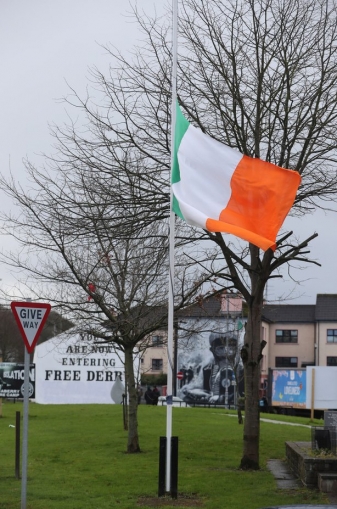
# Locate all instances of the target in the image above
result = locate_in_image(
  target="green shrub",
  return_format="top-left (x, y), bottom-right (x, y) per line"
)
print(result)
top-left (140, 373), bottom-right (167, 386)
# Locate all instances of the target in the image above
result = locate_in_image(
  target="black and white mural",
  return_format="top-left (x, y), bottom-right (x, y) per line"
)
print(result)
top-left (177, 318), bottom-right (245, 406)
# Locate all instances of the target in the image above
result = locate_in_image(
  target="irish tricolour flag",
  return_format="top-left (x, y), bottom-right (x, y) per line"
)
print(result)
top-left (172, 104), bottom-right (301, 251)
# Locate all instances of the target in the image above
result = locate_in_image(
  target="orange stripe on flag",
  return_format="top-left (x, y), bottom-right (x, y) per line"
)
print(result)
top-left (206, 155), bottom-right (301, 251)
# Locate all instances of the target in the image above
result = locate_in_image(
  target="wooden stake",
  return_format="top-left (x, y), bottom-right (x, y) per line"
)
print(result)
top-left (0, 355), bottom-right (2, 418)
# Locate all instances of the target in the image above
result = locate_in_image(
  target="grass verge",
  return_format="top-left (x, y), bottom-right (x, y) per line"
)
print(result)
top-left (0, 402), bottom-right (328, 509)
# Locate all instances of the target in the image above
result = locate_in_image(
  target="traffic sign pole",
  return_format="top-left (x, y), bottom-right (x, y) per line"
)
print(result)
top-left (21, 347), bottom-right (30, 509)
top-left (10, 300), bottom-right (51, 509)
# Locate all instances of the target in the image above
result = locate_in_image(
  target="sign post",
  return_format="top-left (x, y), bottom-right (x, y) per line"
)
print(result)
top-left (311, 368), bottom-right (315, 421)
top-left (176, 372), bottom-right (183, 393)
top-left (11, 301), bottom-right (51, 509)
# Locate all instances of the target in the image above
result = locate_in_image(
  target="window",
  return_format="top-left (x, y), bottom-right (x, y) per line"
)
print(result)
top-left (275, 357), bottom-right (298, 368)
top-left (301, 362), bottom-right (314, 368)
top-left (327, 330), bottom-right (337, 343)
top-left (275, 330), bottom-right (298, 343)
top-left (152, 335), bottom-right (163, 347)
top-left (151, 359), bottom-right (163, 371)
top-left (327, 357), bottom-right (337, 366)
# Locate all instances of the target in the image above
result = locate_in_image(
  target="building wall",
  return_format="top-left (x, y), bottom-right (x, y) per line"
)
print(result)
top-left (316, 322), bottom-right (337, 366)
top-left (266, 322), bottom-right (315, 368)
top-left (33, 329), bottom-right (130, 404)
top-left (139, 297), bottom-right (337, 387)
top-left (139, 331), bottom-right (168, 377)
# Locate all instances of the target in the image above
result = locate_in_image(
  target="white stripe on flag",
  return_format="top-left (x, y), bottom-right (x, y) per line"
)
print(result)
top-left (172, 124), bottom-right (243, 227)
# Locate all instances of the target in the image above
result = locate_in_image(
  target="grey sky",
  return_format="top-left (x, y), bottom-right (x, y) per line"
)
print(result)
top-left (0, 0), bottom-right (336, 305)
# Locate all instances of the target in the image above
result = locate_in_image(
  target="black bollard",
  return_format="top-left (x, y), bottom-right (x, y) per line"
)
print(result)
top-left (170, 436), bottom-right (178, 499)
top-left (158, 437), bottom-right (166, 497)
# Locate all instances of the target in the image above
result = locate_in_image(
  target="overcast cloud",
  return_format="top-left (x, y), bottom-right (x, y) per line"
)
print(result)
top-left (1, 0), bottom-right (336, 305)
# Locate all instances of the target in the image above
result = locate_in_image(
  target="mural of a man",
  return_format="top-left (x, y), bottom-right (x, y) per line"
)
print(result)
top-left (178, 330), bottom-right (243, 405)
top-left (203, 332), bottom-right (236, 404)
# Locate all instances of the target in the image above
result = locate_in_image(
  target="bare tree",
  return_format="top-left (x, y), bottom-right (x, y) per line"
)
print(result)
top-left (0, 307), bottom-right (24, 362)
top-left (0, 157), bottom-right (210, 453)
top-left (2, 0), bottom-right (337, 468)
top-left (174, 0), bottom-right (337, 469)
top-left (57, 0), bottom-right (337, 469)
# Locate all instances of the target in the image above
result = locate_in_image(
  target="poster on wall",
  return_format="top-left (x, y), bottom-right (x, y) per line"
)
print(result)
top-left (271, 369), bottom-right (306, 408)
top-left (0, 363), bottom-right (35, 399)
top-left (176, 319), bottom-right (244, 406)
top-left (33, 328), bottom-right (136, 404)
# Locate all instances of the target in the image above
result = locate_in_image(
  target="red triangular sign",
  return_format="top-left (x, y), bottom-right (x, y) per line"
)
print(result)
top-left (11, 301), bottom-right (51, 353)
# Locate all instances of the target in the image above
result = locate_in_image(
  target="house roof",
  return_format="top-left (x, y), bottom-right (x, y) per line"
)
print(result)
top-left (315, 294), bottom-right (337, 321)
top-left (178, 292), bottom-right (245, 318)
top-left (182, 293), bottom-right (337, 323)
top-left (262, 304), bottom-right (316, 323)
top-left (178, 295), bottom-right (222, 318)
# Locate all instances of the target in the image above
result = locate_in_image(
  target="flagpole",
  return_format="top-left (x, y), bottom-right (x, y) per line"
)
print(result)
top-left (166, 0), bottom-right (178, 494)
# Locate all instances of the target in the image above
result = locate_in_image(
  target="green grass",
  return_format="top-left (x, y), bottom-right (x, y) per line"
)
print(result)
top-left (0, 402), bottom-right (329, 509)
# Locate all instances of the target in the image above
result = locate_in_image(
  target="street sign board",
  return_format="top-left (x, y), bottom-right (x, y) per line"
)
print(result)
top-left (176, 371), bottom-right (184, 380)
top-left (11, 302), bottom-right (51, 353)
top-left (0, 363), bottom-right (35, 398)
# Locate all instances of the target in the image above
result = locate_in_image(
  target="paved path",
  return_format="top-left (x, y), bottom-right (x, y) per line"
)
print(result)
top-left (219, 412), bottom-right (312, 428)
top-left (260, 417), bottom-right (311, 428)
top-left (267, 459), bottom-right (337, 505)
top-left (267, 459), bottom-right (300, 490)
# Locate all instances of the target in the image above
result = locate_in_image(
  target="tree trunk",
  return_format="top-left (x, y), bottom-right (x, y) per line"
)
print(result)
top-left (124, 345), bottom-right (141, 453)
top-left (240, 276), bottom-right (264, 469)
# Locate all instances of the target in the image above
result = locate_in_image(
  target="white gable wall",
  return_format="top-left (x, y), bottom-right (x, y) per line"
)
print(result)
top-left (33, 329), bottom-right (128, 404)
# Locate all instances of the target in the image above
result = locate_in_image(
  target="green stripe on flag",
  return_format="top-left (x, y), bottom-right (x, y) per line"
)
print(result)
top-left (172, 193), bottom-right (183, 218)
top-left (172, 102), bottom-right (189, 219)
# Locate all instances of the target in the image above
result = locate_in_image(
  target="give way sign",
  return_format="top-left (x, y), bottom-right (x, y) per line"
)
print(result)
top-left (11, 301), bottom-right (51, 353)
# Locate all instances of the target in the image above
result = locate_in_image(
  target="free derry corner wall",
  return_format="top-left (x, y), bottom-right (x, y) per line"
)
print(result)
top-left (33, 328), bottom-right (133, 404)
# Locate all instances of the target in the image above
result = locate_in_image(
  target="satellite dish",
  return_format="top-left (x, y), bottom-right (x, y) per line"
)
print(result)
top-left (110, 375), bottom-right (125, 403)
